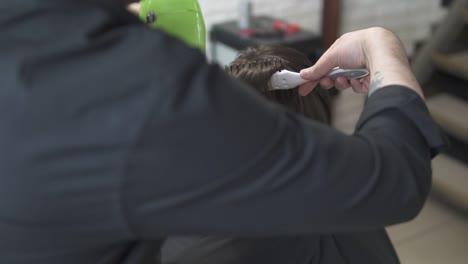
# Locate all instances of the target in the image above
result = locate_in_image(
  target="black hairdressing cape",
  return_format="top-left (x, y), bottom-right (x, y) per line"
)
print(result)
top-left (0, 1), bottom-right (446, 264)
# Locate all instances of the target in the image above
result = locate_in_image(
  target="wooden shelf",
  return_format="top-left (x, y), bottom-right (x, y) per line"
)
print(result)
top-left (432, 51), bottom-right (468, 81)
top-left (427, 93), bottom-right (468, 142)
top-left (432, 154), bottom-right (468, 212)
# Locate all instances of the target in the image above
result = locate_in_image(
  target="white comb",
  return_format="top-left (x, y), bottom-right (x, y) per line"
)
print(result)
top-left (270, 67), bottom-right (369, 90)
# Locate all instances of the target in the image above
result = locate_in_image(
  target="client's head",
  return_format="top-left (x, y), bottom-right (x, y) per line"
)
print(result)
top-left (226, 45), bottom-right (331, 124)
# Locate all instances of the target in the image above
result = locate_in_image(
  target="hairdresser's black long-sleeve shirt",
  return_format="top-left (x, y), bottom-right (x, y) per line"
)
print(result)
top-left (0, 1), bottom-right (446, 264)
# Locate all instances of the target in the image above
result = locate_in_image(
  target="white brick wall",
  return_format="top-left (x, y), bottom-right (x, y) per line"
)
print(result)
top-left (199, 0), bottom-right (447, 55)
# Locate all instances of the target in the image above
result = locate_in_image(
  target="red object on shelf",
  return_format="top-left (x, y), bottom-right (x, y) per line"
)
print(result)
top-left (239, 29), bottom-right (257, 37)
top-left (272, 21), bottom-right (301, 34)
top-left (239, 28), bottom-right (285, 38)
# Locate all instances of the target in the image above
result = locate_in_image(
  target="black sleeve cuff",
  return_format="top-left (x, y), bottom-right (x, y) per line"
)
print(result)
top-left (357, 86), bottom-right (448, 157)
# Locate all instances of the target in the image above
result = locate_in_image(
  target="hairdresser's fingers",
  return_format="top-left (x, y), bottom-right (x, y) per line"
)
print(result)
top-left (362, 78), bottom-right (371, 92)
top-left (334, 77), bottom-right (350, 91)
top-left (298, 81), bottom-right (318, 96)
top-left (127, 3), bottom-right (140, 15)
top-left (300, 53), bottom-right (338, 81)
top-left (320, 78), bottom-right (335, 89)
top-left (361, 78), bottom-right (371, 94)
top-left (350, 79), bottom-right (364, 93)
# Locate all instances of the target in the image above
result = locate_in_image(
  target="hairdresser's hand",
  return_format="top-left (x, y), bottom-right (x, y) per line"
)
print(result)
top-left (299, 27), bottom-right (423, 98)
top-left (127, 3), bottom-right (140, 16)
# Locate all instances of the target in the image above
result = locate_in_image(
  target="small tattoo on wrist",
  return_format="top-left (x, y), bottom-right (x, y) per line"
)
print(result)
top-left (370, 71), bottom-right (384, 90)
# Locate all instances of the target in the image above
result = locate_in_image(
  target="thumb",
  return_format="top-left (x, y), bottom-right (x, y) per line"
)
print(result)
top-left (300, 47), bottom-right (339, 80)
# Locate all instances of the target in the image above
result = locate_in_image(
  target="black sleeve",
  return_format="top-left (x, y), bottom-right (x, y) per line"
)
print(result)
top-left (122, 36), bottom-right (446, 237)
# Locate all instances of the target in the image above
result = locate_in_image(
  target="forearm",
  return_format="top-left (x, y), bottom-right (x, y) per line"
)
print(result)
top-left (364, 28), bottom-right (423, 98)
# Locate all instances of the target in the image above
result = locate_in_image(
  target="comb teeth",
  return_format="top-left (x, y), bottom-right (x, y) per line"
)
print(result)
top-left (225, 58), bottom-right (285, 75)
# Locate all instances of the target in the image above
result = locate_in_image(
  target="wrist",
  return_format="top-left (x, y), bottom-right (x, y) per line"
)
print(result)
top-left (364, 28), bottom-right (408, 71)
top-left (363, 28), bottom-right (424, 99)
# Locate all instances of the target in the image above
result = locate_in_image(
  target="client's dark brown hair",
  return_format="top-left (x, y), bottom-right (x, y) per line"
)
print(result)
top-left (226, 45), bottom-right (331, 124)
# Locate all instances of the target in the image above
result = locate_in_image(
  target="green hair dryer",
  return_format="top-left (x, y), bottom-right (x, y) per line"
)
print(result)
top-left (139, 0), bottom-right (206, 53)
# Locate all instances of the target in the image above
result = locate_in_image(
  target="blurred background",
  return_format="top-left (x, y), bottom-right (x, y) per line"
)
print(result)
top-left (132, 0), bottom-right (468, 263)
top-left (201, 0), bottom-right (444, 54)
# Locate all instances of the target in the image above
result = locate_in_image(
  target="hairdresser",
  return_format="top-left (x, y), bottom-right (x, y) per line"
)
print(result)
top-left (0, 1), bottom-right (445, 264)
